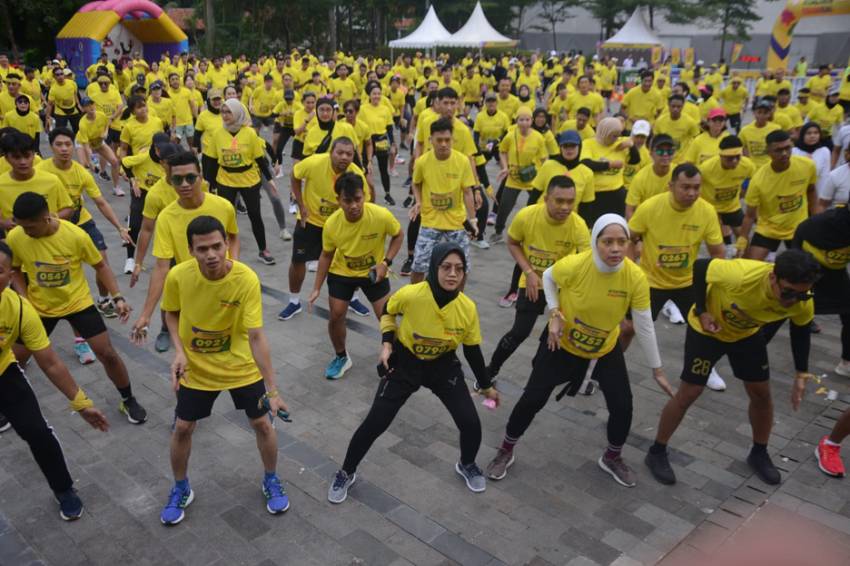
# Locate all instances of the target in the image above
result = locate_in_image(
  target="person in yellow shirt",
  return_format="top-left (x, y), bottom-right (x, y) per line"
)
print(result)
top-left (271, 89), bottom-right (301, 169)
top-left (76, 98), bottom-right (124, 196)
top-left (3, 94), bottom-right (41, 151)
top-left (495, 78), bottom-right (521, 120)
top-left (461, 65), bottom-right (483, 114)
top-left (87, 75), bottom-right (125, 152)
top-left (547, 82), bottom-right (572, 131)
top-left (625, 135), bottom-right (675, 219)
top-left (719, 75), bottom-right (748, 133)
top-left (487, 176), bottom-right (590, 380)
top-left (248, 74), bottom-right (279, 138)
top-left (307, 173), bottom-right (403, 378)
top-left (118, 95), bottom-right (165, 158)
top-left (794, 87), bottom-right (815, 120)
top-left (360, 81), bottom-right (397, 205)
top-left (8, 191), bottom-right (146, 425)
top-left (302, 98), bottom-right (358, 158)
top-left (45, 68), bottom-right (80, 132)
top-left (473, 92), bottom-right (511, 190)
top-left (282, 137), bottom-right (370, 320)
top-left (567, 75), bottom-right (605, 126)
top-left (653, 94), bottom-right (700, 163)
top-left (684, 107), bottom-right (730, 165)
top-left (327, 242), bottom-right (499, 502)
top-left (167, 72), bottom-right (196, 145)
top-left (157, 215), bottom-right (291, 524)
top-left (580, 117), bottom-right (640, 225)
top-left (486, 214), bottom-right (670, 486)
top-left (146, 81), bottom-right (176, 134)
top-left (774, 88), bottom-right (803, 139)
top-left (740, 99), bottom-right (781, 170)
top-left (20, 67), bottom-right (44, 114)
top-left (807, 89), bottom-right (845, 146)
top-left (645, 250), bottom-right (819, 487)
top-left (739, 130), bottom-right (817, 261)
top-left (0, 240), bottom-right (110, 522)
top-left (805, 65), bottom-right (834, 104)
top-left (621, 72), bottom-right (663, 128)
top-left (194, 88), bottom-right (224, 192)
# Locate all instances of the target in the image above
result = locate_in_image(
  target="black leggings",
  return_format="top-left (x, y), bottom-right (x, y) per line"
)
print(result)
top-left (342, 349), bottom-right (482, 474)
top-left (490, 291), bottom-right (543, 376)
top-left (201, 154), bottom-right (218, 193)
top-left (274, 127), bottom-right (294, 165)
top-left (407, 214), bottom-right (420, 256)
top-left (55, 113), bottom-right (81, 134)
top-left (506, 337), bottom-right (633, 446)
top-left (495, 186), bottom-right (541, 235)
top-left (728, 113), bottom-right (742, 134)
top-left (474, 186), bottom-right (489, 241)
top-left (582, 187), bottom-right (625, 229)
top-left (127, 188), bottom-right (147, 259)
top-left (374, 150), bottom-right (391, 196)
top-left (217, 184), bottom-right (267, 252)
top-left (0, 363), bottom-right (73, 493)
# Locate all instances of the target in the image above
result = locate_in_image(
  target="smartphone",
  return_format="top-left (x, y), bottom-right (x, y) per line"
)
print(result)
top-left (260, 397), bottom-right (292, 422)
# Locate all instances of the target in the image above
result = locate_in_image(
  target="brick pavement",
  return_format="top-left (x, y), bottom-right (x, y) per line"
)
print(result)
top-left (2, 144), bottom-right (850, 566)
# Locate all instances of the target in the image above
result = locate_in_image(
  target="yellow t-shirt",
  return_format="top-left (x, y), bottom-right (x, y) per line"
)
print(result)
top-left (774, 105), bottom-right (804, 131)
top-left (549, 250), bottom-right (650, 358)
top-left (121, 151), bottom-right (165, 190)
top-left (582, 138), bottom-right (630, 192)
top-left (416, 115), bottom-right (476, 157)
top-left (629, 194), bottom-right (723, 289)
top-left (382, 282), bottom-right (481, 360)
top-left (719, 86), bottom-right (748, 115)
top-left (161, 260), bottom-right (263, 391)
top-left (623, 145), bottom-right (651, 189)
top-left (292, 153), bottom-right (369, 228)
top-left (143, 178), bottom-right (210, 220)
top-left (498, 128), bottom-right (549, 190)
top-left (461, 76), bottom-right (483, 103)
top-left (272, 100), bottom-right (301, 127)
top-left (533, 159), bottom-right (595, 205)
top-left (745, 156), bottom-right (816, 240)
top-left (36, 160), bottom-right (101, 226)
top-left (507, 203), bottom-right (590, 287)
top-left (739, 122), bottom-right (781, 170)
top-left (3, 110), bottom-right (41, 138)
top-left (153, 193), bottom-right (239, 264)
top-left (147, 97), bottom-right (175, 127)
top-left (119, 116), bottom-right (165, 156)
top-left (303, 120), bottom-right (359, 157)
top-left (322, 203), bottom-right (401, 277)
top-left (167, 87), bottom-right (194, 126)
top-left (250, 86), bottom-right (279, 117)
top-left (0, 288), bottom-right (51, 373)
top-left (0, 169), bottom-right (73, 220)
top-left (622, 87), bottom-right (663, 124)
top-left (195, 109), bottom-right (223, 158)
top-left (412, 149), bottom-right (475, 230)
top-left (331, 77), bottom-right (358, 103)
top-left (625, 166), bottom-right (671, 208)
top-left (47, 81), bottom-right (78, 115)
top-left (557, 120), bottom-right (595, 140)
top-left (209, 127), bottom-right (265, 188)
top-left (496, 94), bottom-right (521, 119)
top-left (75, 111), bottom-right (109, 149)
top-left (687, 259), bottom-right (814, 343)
top-left (653, 114), bottom-right (700, 161)
top-left (7, 220), bottom-right (102, 317)
top-left (566, 92), bottom-right (604, 125)
top-left (684, 132), bottom-right (730, 165)
top-left (698, 155), bottom-right (756, 213)
top-left (805, 75), bottom-right (834, 102)
top-left (807, 103), bottom-right (844, 137)
top-left (359, 103), bottom-right (394, 151)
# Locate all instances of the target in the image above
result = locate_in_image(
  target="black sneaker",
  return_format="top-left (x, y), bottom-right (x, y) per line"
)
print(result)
top-left (644, 450), bottom-right (676, 485)
top-left (56, 488), bottom-right (83, 521)
top-left (119, 396), bottom-right (148, 425)
top-left (747, 449), bottom-right (781, 485)
top-left (258, 251), bottom-right (276, 265)
top-left (98, 170), bottom-right (111, 182)
top-left (402, 195), bottom-right (413, 208)
top-left (399, 257), bottom-right (413, 276)
top-left (0, 412), bottom-right (10, 432)
top-left (236, 202), bottom-right (248, 215)
top-left (384, 193), bottom-right (396, 206)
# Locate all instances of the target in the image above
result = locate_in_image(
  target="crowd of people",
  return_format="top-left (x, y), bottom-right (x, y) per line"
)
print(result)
top-left (0, 46), bottom-right (849, 528)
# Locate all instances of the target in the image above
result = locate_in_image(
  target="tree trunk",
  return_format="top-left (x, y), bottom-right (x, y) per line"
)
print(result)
top-left (328, 5), bottom-right (338, 57)
top-left (348, 6), bottom-right (353, 52)
top-left (204, 0), bottom-right (216, 55)
top-left (0, 0), bottom-right (19, 62)
top-left (551, 23), bottom-right (557, 51)
top-left (719, 5), bottom-right (730, 62)
top-left (648, 5), bottom-right (654, 29)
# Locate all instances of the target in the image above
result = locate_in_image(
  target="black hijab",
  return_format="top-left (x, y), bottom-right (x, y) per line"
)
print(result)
top-left (14, 95), bottom-right (30, 117)
top-left (553, 140), bottom-right (582, 169)
top-left (427, 242), bottom-right (467, 308)
top-left (316, 98), bottom-right (336, 131)
top-left (532, 108), bottom-right (550, 134)
top-left (795, 122), bottom-right (826, 154)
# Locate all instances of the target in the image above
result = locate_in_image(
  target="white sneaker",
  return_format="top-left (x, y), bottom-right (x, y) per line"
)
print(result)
top-left (280, 228), bottom-right (292, 241)
top-left (664, 301), bottom-right (685, 324)
top-left (706, 367), bottom-right (727, 391)
top-left (470, 239), bottom-right (490, 249)
top-left (124, 258), bottom-right (135, 275)
top-left (288, 202), bottom-right (297, 214)
top-left (112, 187), bottom-right (126, 197)
top-left (307, 260), bottom-right (318, 272)
top-left (835, 360), bottom-right (850, 377)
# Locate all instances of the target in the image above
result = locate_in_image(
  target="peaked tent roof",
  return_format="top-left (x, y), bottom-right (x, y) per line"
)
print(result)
top-left (388, 6), bottom-right (452, 49)
top-left (602, 8), bottom-right (662, 48)
top-left (439, 2), bottom-right (517, 47)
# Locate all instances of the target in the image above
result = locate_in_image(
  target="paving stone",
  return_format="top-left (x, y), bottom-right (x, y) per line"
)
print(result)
top-left (219, 505), bottom-right (271, 541)
top-left (340, 529), bottom-right (400, 566)
top-left (430, 531), bottom-right (496, 566)
top-left (387, 504), bottom-right (446, 543)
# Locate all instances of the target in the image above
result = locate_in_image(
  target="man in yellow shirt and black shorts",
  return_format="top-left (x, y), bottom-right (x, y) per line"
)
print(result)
top-left (307, 172), bottom-right (403, 379)
top-left (159, 215), bottom-right (291, 525)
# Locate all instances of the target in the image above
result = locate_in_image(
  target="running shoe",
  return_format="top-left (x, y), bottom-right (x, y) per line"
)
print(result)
top-left (402, 177), bottom-right (412, 189)
top-left (280, 228), bottom-right (292, 241)
top-left (278, 302), bottom-right (302, 321)
top-left (395, 156), bottom-right (405, 165)
top-left (498, 292), bottom-right (517, 308)
top-left (112, 187), bottom-right (126, 197)
top-left (119, 396), bottom-right (148, 424)
top-left (328, 470), bottom-right (356, 504)
top-left (816, 436), bottom-right (846, 478)
top-left (645, 450), bottom-right (676, 485)
top-left (747, 449), bottom-right (781, 485)
top-left (486, 212), bottom-right (496, 226)
top-left (325, 355), bottom-right (352, 380)
top-left (706, 367), bottom-right (727, 391)
top-left (307, 260), bottom-right (318, 272)
top-left (835, 360), bottom-right (850, 377)
top-left (486, 448), bottom-right (515, 480)
top-left (258, 251), bottom-right (277, 265)
top-left (124, 257), bottom-right (135, 275)
top-left (470, 239), bottom-right (490, 249)
top-left (74, 341), bottom-right (97, 365)
top-left (399, 258), bottom-right (413, 276)
top-left (348, 298), bottom-right (370, 317)
top-left (236, 202), bottom-right (248, 215)
top-left (96, 298), bottom-right (117, 318)
top-left (160, 483), bottom-right (194, 525)
top-left (661, 300), bottom-right (685, 324)
top-left (402, 195), bottom-right (413, 208)
top-left (155, 330), bottom-right (171, 353)
top-left (598, 454), bottom-right (636, 487)
top-left (455, 462), bottom-right (486, 493)
top-left (489, 232), bottom-right (503, 244)
top-left (262, 474), bottom-right (290, 514)
top-left (811, 320), bottom-right (821, 334)
top-left (384, 193), bottom-right (396, 206)
top-left (99, 169), bottom-right (111, 182)
top-left (0, 413), bottom-right (10, 433)
top-left (56, 488), bottom-right (84, 521)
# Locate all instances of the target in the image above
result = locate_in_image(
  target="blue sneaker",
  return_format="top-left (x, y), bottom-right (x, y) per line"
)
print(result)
top-left (348, 298), bottom-right (370, 317)
top-left (278, 302), bottom-right (302, 321)
top-left (160, 483), bottom-right (194, 525)
top-left (56, 488), bottom-right (83, 521)
top-left (325, 355), bottom-right (352, 380)
top-left (262, 474), bottom-right (290, 514)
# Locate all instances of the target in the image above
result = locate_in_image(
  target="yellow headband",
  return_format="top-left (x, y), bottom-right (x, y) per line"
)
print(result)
top-left (719, 147), bottom-right (743, 157)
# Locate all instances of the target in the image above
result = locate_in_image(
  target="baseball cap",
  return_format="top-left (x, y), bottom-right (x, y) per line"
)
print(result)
top-left (208, 88), bottom-right (223, 99)
top-left (484, 92), bottom-right (497, 101)
top-left (631, 120), bottom-right (651, 137)
top-left (755, 99), bottom-right (773, 110)
top-left (651, 134), bottom-right (675, 149)
top-left (283, 89), bottom-right (295, 100)
top-left (149, 80), bottom-right (163, 90)
top-left (79, 96), bottom-right (94, 106)
top-left (707, 108), bottom-right (727, 120)
top-left (557, 130), bottom-right (582, 146)
top-left (63, 68), bottom-right (73, 76)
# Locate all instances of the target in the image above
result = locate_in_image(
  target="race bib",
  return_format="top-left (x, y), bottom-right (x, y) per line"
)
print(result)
top-left (344, 254), bottom-right (376, 271)
top-left (567, 318), bottom-right (609, 353)
top-left (143, 172), bottom-right (161, 188)
top-left (720, 304), bottom-right (759, 330)
top-left (526, 245), bottom-right (558, 273)
top-left (189, 326), bottom-right (232, 353)
top-left (34, 261), bottom-right (70, 288)
top-left (221, 148), bottom-right (245, 168)
top-left (714, 186), bottom-right (738, 202)
top-left (657, 245), bottom-right (690, 269)
top-left (318, 198), bottom-right (339, 218)
top-left (410, 332), bottom-right (452, 359)
top-left (777, 194), bottom-right (803, 214)
top-left (429, 192), bottom-right (453, 211)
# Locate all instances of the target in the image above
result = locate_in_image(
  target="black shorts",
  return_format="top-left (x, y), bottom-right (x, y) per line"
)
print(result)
top-left (251, 115), bottom-right (275, 128)
top-left (274, 124), bottom-right (294, 135)
top-left (291, 139), bottom-right (305, 160)
top-left (176, 379), bottom-right (268, 421)
top-left (292, 222), bottom-right (323, 263)
top-left (327, 272), bottom-right (390, 303)
top-left (718, 209), bottom-right (744, 228)
top-left (516, 287), bottom-right (546, 315)
top-left (79, 219), bottom-right (107, 250)
top-left (680, 325), bottom-right (769, 385)
top-left (601, 89), bottom-right (613, 99)
top-left (650, 286), bottom-right (694, 320)
top-left (40, 305), bottom-right (107, 340)
top-left (106, 128), bottom-right (121, 146)
top-left (750, 232), bottom-right (792, 252)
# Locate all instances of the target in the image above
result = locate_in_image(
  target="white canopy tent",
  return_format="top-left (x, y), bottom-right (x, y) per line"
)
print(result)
top-left (388, 6), bottom-right (452, 50)
top-left (439, 2), bottom-right (517, 48)
top-left (602, 8), bottom-right (662, 48)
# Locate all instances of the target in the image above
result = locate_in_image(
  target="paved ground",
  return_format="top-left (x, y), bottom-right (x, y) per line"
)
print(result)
top-left (2, 139), bottom-right (850, 566)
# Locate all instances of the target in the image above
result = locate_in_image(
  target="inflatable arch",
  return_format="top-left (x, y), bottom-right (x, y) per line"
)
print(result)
top-left (56, 0), bottom-right (188, 85)
top-left (767, 0), bottom-right (850, 70)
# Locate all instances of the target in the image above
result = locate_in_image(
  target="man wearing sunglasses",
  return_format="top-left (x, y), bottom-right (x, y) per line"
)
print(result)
top-left (624, 134), bottom-right (675, 219)
top-left (653, 94), bottom-right (700, 165)
top-left (645, 249), bottom-right (820, 487)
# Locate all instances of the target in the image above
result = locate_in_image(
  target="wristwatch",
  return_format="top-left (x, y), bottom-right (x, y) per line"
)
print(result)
top-left (382, 257), bottom-right (393, 267)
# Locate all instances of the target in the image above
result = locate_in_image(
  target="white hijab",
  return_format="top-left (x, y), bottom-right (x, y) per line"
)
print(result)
top-left (223, 98), bottom-right (251, 133)
top-left (591, 213), bottom-right (629, 273)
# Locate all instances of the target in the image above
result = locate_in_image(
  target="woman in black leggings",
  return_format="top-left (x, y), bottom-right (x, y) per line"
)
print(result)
top-left (361, 81), bottom-right (396, 205)
top-left (327, 243), bottom-right (500, 503)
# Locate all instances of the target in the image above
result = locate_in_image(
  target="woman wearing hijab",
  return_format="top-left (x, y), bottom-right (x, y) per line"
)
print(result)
top-left (531, 108), bottom-right (559, 157)
top-left (580, 117), bottom-right (641, 227)
top-left (302, 97), bottom-right (358, 158)
top-left (206, 98), bottom-right (277, 265)
top-left (193, 88), bottom-right (224, 193)
top-left (3, 95), bottom-right (42, 154)
top-left (793, 122), bottom-right (831, 198)
top-left (327, 243), bottom-right (500, 503)
top-left (486, 215), bottom-right (672, 487)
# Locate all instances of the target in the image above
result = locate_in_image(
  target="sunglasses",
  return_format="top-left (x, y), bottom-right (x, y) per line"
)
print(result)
top-left (654, 148), bottom-right (675, 156)
top-left (170, 173), bottom-right (199, 186)
top-left (779, 286), bottom-right (813, 302)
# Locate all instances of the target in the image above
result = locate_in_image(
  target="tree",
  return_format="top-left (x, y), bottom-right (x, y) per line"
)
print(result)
top-left (530, 0), bottom-right (575, 51)
top-left (699, 0), bottom-right (765, 61)
top-left (579, 0), bottom-right (629, 40)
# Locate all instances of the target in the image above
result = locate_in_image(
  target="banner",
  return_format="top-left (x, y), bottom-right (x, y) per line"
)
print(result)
top-left (730, 43), bottom-right (744, 64)
top-left (670, 48), bottom-right (681, 66)
top-left (684, 48), bottom-right (695, 67)
top-left (651, 46), bottom-right (663, 66)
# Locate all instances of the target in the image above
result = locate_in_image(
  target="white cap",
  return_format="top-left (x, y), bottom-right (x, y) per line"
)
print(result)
top-left (550, 50), bottom-right (557, 57)
top-left (63, 68), bottom-right (73, 76)
top-left (632, 120), bottom-right (651, 137)
top-left (697, 59), bottom-right (704, 65)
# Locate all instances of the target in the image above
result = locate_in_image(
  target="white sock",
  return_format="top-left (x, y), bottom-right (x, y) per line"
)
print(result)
top-left (289, 296), bottom-right (300, 305)
top-left (825, 439), bottom-right (841, 447)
